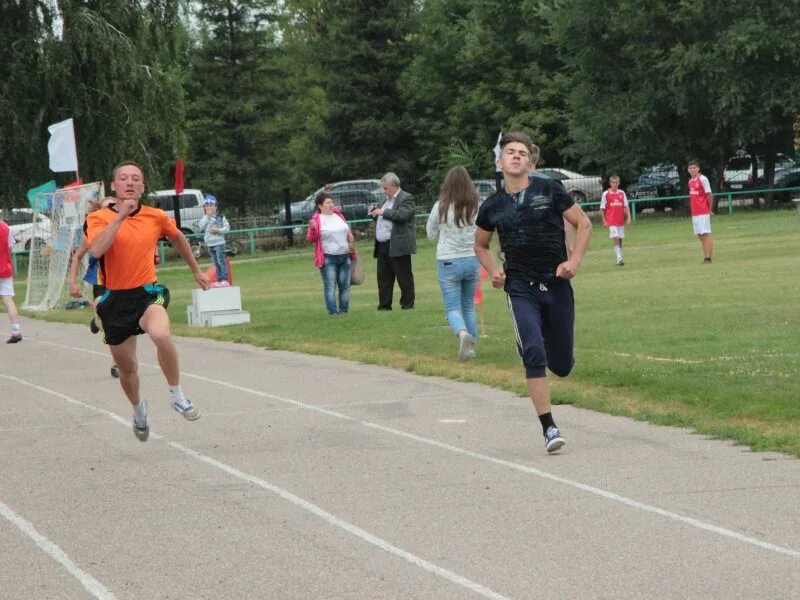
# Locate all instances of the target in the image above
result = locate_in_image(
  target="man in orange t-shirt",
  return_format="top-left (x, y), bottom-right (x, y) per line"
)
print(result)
top-left (87, 161), bottom-right (210, 442)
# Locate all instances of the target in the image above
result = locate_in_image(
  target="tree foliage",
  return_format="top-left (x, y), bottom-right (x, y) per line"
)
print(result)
top-left (185, 0), bottom-right (288, 211)
top-left (547, 0), bottom-right (800, 188)
top-left (2, 0), bottom-right (799, 210)
top-left (0, 1), bottom-right (188, 207)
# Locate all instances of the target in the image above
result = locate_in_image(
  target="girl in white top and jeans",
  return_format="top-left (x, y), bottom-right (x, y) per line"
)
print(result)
top-left (307, 192), bottom-right (355, 315)
top-left (426, 166), bottom-right (480, 361)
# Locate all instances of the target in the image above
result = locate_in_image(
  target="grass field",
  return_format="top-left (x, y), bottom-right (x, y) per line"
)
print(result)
top-left (29, 209), bottom-right (800, 456)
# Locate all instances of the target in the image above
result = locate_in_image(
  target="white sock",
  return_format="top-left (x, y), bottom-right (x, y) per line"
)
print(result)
top-left (169, 385), bottom-right (184, 400)
top-left (614, 246), bottom-right (622, 261)
top-left (11, 323), bottom-right (20, 334)
top-left (134, 396), bottom-right (147, 420)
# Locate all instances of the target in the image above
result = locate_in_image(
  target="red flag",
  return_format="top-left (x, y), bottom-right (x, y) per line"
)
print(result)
top-left (174, 159), bottom-right (184, 194)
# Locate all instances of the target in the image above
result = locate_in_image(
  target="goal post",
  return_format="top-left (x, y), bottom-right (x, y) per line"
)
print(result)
top-left (22, 182), bottom-right (104, 311)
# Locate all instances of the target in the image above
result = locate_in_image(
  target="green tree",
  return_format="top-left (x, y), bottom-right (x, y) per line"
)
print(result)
top-left (401, 0), bottom-right (567, 196)
top-left (0, 2), bottom-right (55, 206)
top-left (548, 0), bottom-right (800, 203)
top-left (0, 1), bottom-right (188, 205)
top-left (185, 0), bottom-right (288, 213)
top-left (289, 0), bottom-right (419, 188)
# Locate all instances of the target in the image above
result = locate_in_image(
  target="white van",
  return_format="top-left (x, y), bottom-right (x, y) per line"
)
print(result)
top-left (149, 189), bottom-right (205, 234)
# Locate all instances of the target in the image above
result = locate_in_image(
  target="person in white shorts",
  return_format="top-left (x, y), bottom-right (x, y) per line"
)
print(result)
top-left (599, 175), bottom-right (632, 266)
top-left (0, 218), bottom-right (22, 343)
top-left (687, 160), bottom-right (714, 263)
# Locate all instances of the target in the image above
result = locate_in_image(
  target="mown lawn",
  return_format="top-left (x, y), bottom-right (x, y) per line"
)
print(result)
top-left (32, 209), bottom-right (800, 456)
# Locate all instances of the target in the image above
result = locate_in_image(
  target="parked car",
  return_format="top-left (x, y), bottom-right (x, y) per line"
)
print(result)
top-left (625, 173), bottom-right (683, 211)
top-left (772, 167), bottom-right (800, 202)
top-left (536, 168), bottom-right (603, 203)
top-left (149, 188), bottom-right (206, 235)
top-left (722, 152), bottom-right (796, 192)
top-left (273, 179), bottom-right (383, 224)
top-left (0, 207), bottom-right (53, 252)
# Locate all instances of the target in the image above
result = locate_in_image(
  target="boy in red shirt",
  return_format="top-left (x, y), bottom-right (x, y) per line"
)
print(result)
top-left (687, 160), bottom-right (714, 263)
top-left (599, 175), bottom-right (632, 266)
top-left (0, 219), bottom-right (22, 343)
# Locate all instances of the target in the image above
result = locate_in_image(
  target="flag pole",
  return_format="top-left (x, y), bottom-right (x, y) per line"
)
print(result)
top-left (72, 121), bottom-right (80, 182)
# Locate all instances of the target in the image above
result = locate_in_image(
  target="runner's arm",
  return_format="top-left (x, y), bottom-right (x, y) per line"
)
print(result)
top-left (556, 204), bottom-right (592, 279)
top-left (475, 227), bottom-right (505, 289)
top-left (168, 230), bottom-right (211, 290)
top-left (68, 241), bottom-right (89, 297)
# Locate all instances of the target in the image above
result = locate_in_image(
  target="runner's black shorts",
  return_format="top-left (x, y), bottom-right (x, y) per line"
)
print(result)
top-left (95, 284), bottom-right (170, 346)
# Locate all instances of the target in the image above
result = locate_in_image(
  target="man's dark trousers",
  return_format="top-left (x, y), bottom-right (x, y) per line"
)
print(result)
top-left (376, 240), bottom-right (414, 309)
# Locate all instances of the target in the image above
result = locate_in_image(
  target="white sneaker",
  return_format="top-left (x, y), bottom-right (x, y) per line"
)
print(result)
top-left (457, 332), bottom-right (475, 362)
top-left (132, 400), bottom-right (149, 442)
top-left (171, 397), bottom-right (200, 421)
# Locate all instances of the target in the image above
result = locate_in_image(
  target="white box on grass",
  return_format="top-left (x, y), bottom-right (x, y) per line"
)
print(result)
top-left (187, 286), bottom-right (249, 328)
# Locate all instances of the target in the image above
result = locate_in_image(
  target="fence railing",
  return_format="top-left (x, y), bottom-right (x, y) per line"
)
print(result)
top-left (11, 184), bottom-right (799, 273)
top-left (583, 185), bottom-right (800, 222)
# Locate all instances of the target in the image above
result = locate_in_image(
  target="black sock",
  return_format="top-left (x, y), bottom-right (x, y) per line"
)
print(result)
top-left (538, 412), bottom-right (556, 435)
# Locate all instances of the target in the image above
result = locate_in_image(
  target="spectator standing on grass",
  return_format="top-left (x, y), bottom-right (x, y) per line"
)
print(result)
top-left (307, 191), bottom-right (355, 316)
top-left (599, 175), bottom-right (632, 266)
top-left (474, 131), bottom-right (592, 454)
top-left (687, 160), bottom-right (714, 263)
top-left (426, 166), bottom-right (480, 361)
top-left (196, 194), bottom-right (231, 286)
top-left (368, 173), bottom-right (416, 310)
top-left (0, 217), bottom-right (22, 343)
top-left (87, 161), bottom-right (210, 443)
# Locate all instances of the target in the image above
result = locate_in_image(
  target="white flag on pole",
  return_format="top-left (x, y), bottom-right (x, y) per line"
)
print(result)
top-left (47, 118), bottom-right (78, 173)
top-left (493, 131), bottom-right (503, 172)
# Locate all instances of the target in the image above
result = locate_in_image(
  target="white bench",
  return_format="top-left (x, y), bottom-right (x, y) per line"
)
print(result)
top-left (187, 286), bottom-right (250, 327)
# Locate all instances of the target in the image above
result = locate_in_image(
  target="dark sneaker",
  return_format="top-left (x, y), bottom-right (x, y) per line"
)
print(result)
top-left (458, 332), bottom-right (475, 362)
top-left (703, 257), bottom-right (712, 264)
top-left (6, 334), bottom-right (22, 344)
top-left (171, 397), bottom-right (200, 421)
top-left (132, 400), bottom-right (149, 442)
top-left (90, 318), bottom-right (99, 334)
top-left (617, 260), bottom-right (625, 266)
top-left (544, 426), bottom-right (566, 453)
top-left (110, 365), bottom-right (120, 379)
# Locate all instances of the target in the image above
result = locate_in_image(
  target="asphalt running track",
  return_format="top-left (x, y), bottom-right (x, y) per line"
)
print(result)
top-left (1, 320), bottom-right (798, 599)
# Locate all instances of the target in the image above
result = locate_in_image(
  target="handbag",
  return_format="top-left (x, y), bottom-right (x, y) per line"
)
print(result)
top-left (350, 253), bottom-right (364, 285)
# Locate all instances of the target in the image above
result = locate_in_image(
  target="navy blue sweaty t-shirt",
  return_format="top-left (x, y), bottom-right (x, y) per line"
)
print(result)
top-left (475, 175), bottom-right (574, 283)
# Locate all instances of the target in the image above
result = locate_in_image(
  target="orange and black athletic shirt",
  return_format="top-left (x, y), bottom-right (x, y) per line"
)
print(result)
top-left (86, 205), bottom-right (179, 290)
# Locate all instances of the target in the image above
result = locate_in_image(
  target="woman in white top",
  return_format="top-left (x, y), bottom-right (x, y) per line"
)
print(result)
top-left (426, 166), bottom-right (480, 361)
top-left (307, 192), bottom-right (355, 316)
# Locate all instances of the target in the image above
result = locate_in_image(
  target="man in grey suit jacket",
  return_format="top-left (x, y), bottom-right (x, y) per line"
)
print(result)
top-left (368, 172), bottom-right (416, 310)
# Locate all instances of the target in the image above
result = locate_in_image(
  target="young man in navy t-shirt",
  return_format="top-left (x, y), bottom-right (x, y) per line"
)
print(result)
top-left (475, 131), bottom-right (592, 453)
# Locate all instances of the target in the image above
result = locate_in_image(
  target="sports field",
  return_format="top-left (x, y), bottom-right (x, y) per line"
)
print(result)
top-left (32, 209), bottom-right (800, 456)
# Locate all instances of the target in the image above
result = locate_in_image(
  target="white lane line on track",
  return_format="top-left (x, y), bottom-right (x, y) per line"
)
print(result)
top-left (0, 500), bottom-right (117, 600)
top-left (0, 373), bottom-right (510, 600)
top-left (30, 339), bottom-right (800, 559)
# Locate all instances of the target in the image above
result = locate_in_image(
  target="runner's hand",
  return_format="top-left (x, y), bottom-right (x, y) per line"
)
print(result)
top-left (69, 282), bottom-right (81, 297)
top-left (491, 269), bottom-right (506, 289)
top-left (196, 271), bottom-right (212, 290)
top-left (116, 198), bottom-right (138, 218)
top-left (556, 260), bottom-right (578, 279)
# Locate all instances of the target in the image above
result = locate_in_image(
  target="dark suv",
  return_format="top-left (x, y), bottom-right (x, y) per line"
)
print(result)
top-left (275, 180), bottom-right (383, 224)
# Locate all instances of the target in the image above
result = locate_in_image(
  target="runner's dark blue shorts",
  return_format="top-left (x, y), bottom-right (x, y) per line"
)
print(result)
top-left (505, 277), bottom-right (574, 378)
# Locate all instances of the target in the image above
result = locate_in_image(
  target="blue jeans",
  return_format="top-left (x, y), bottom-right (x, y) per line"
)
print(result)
top-left (436, 256), bottom-right (480, 341)
top-left (209, 243), bottom-right (228, 282)
top-left (320, 254), bottom-right (351, 314)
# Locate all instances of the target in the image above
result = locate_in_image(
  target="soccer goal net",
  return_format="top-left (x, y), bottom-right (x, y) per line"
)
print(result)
top-left (23, 182), bottom-right (104, 311)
